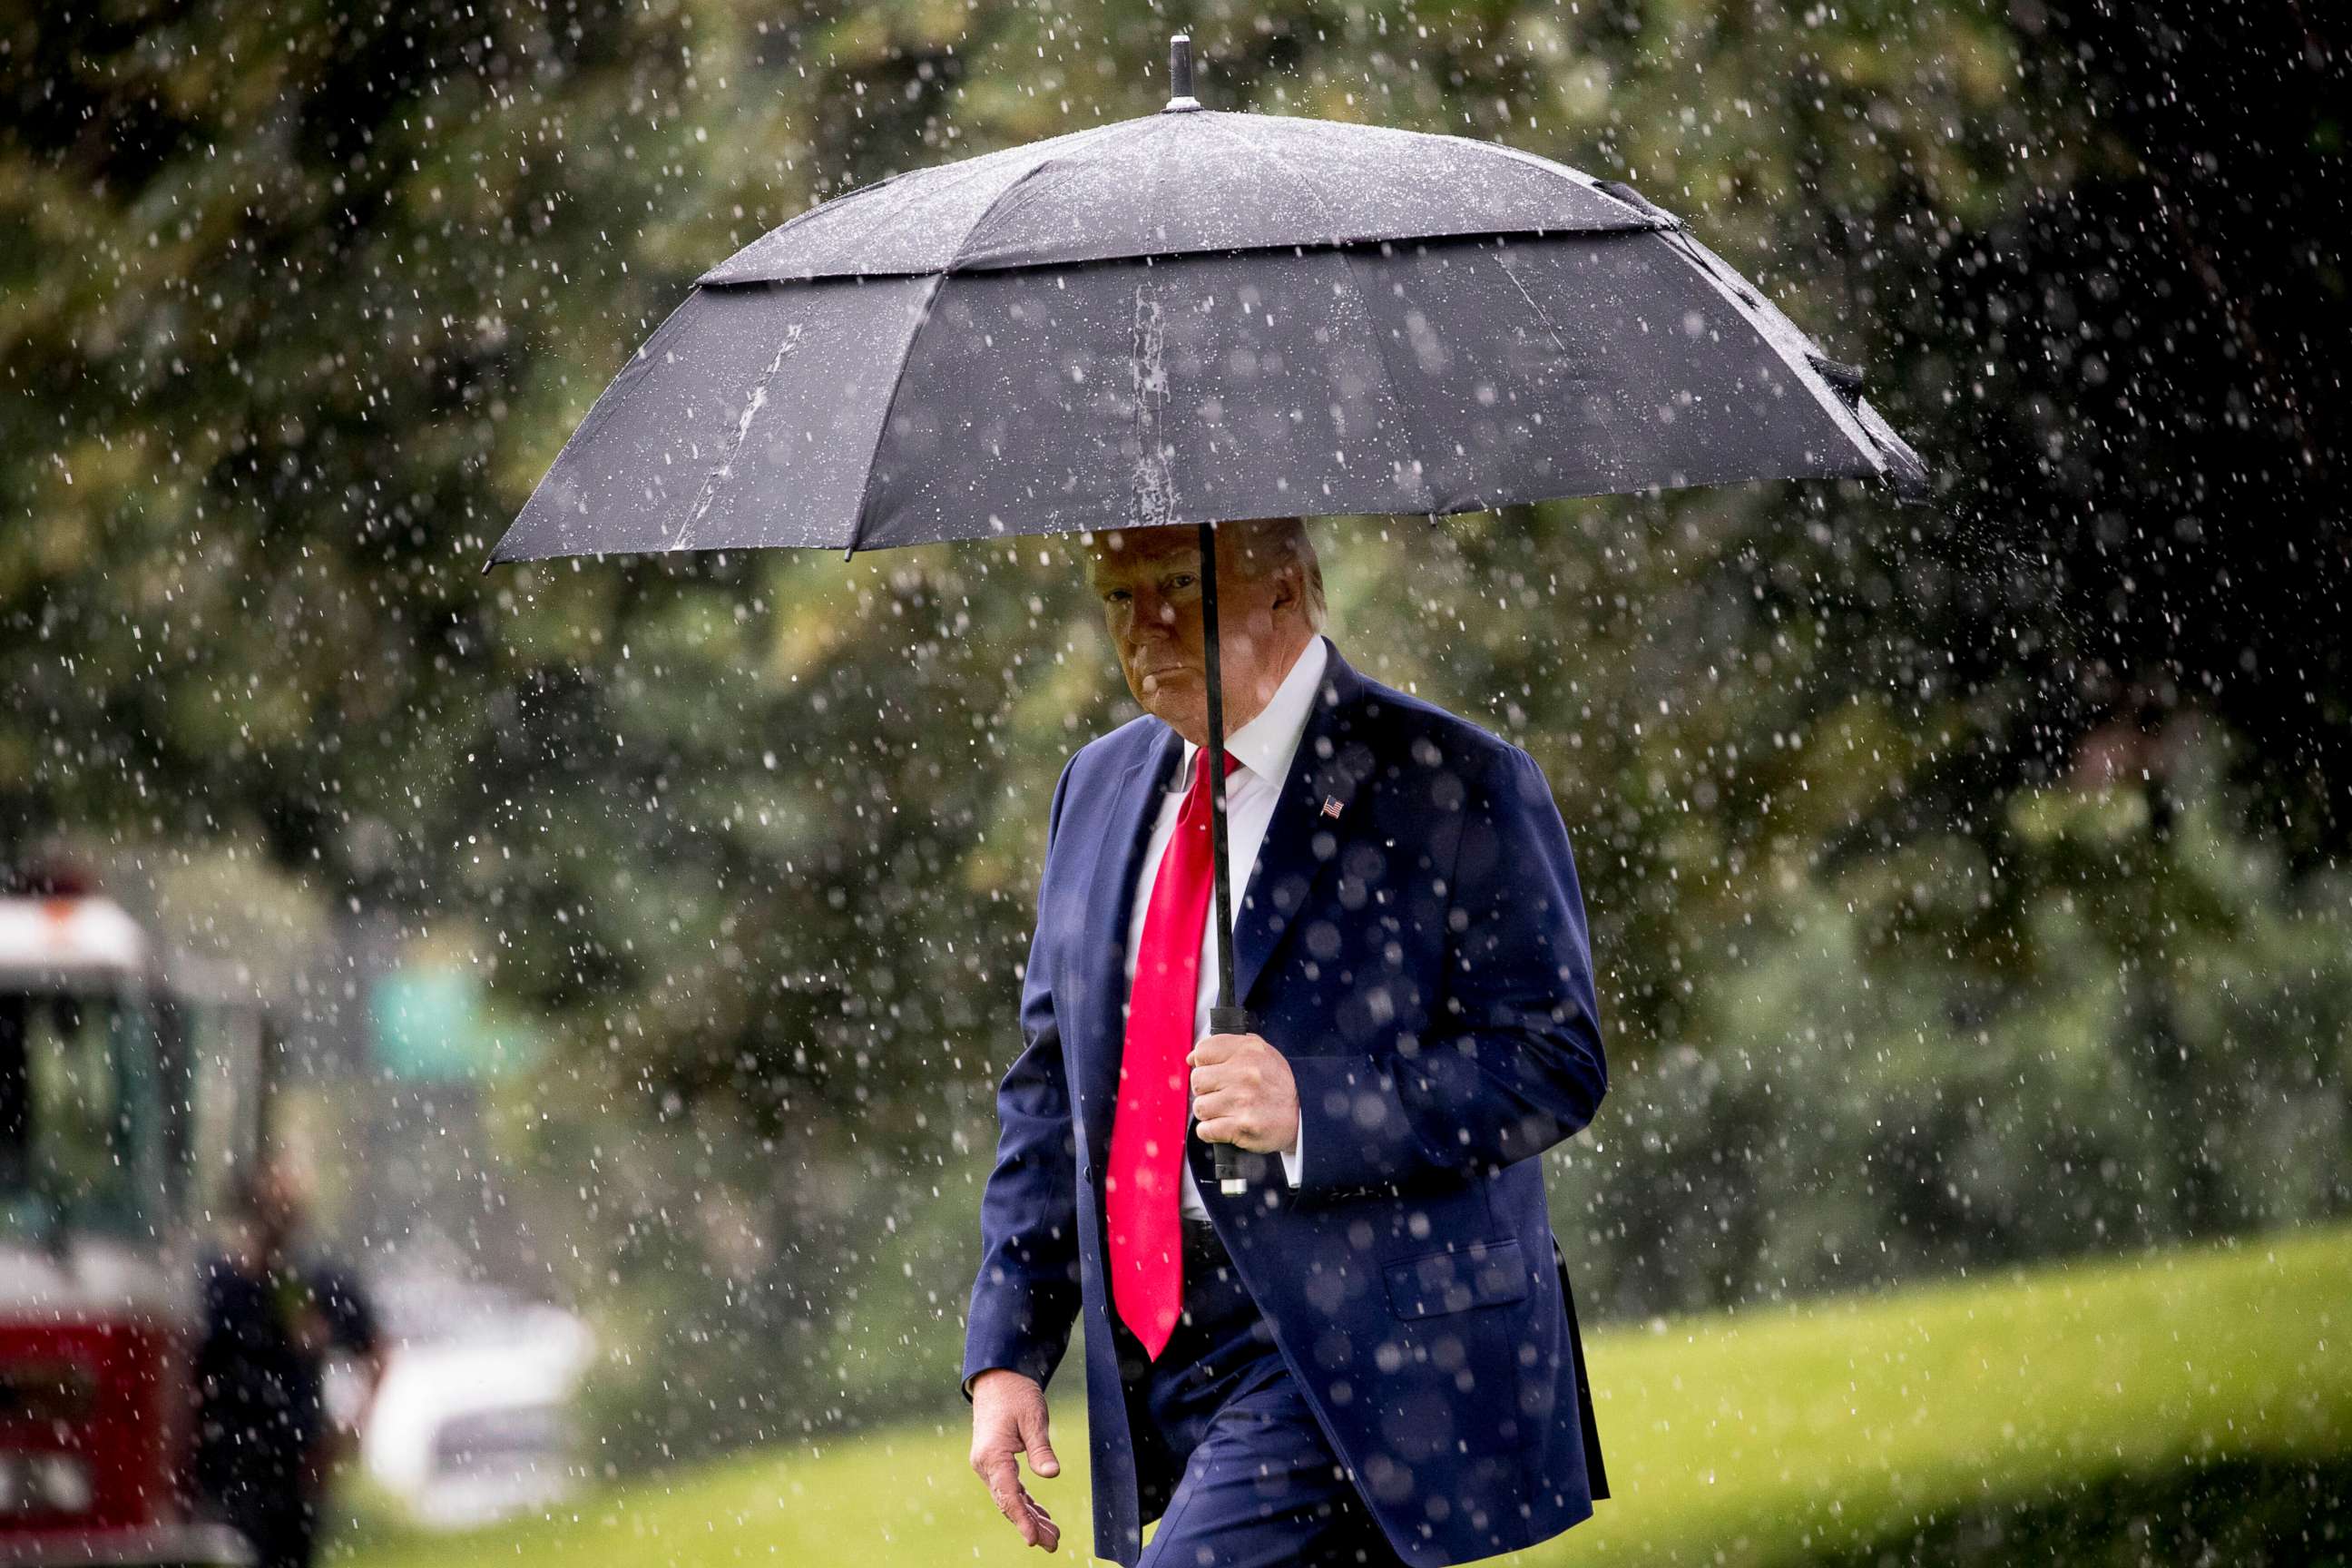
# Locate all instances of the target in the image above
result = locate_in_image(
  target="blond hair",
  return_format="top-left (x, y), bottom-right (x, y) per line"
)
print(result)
top-left (1228, 515), bottom-right (1326, 632)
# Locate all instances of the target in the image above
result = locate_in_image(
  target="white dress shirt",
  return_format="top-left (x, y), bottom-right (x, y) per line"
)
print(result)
top-left (1120, 633), bottom-right (1327, 1218)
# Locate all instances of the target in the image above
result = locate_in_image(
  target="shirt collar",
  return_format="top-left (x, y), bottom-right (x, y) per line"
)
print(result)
top-left (1178, 633), bottom-right (1329, 791)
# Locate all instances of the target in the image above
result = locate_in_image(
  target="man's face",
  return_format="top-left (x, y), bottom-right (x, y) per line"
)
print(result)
top-left (1085, 524), bottom-right (1304, 746)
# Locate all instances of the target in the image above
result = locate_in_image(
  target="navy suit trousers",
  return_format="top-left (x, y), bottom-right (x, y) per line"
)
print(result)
top-left (1115, 1221), bottom-right (1409, 1568)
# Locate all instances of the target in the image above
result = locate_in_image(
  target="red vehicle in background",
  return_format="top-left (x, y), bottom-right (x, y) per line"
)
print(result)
top-left (0, 887), bottom-right (262, 1566)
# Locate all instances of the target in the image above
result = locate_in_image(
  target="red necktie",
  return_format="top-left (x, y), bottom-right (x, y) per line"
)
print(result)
top-left (1106, 745), bottom-right (1238, 1359)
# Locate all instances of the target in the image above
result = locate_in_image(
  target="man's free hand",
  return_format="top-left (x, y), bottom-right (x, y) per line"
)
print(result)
top-left (968, 1368), bottom-right (1062, 1551)
top-left (1189, 1032), bottom-right (1300, 1153)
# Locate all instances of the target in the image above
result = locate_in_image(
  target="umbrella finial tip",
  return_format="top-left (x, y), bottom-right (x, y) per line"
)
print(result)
top-left (1165, 33), bottom-right (1200, 113)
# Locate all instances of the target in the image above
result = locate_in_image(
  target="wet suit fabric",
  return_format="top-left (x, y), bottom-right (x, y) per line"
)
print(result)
top-left (1120, 1219), bottom-right (1407, 1567)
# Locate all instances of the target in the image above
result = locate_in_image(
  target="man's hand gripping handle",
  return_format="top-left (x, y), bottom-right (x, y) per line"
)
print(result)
top-left (1208, 1004), bottom-right (1254, 1194)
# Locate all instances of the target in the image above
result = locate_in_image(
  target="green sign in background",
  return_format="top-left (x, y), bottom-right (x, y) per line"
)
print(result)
top-left (369, 967), bottom-right (542, 1083)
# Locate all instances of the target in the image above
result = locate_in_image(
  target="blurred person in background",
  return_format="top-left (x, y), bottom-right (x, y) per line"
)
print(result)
top-left (191, 1156), bottom-right (387, 1568)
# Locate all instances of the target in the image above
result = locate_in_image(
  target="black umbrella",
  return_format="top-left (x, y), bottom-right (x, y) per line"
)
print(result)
top-left (486, 35), bottom-right (1928, 1191)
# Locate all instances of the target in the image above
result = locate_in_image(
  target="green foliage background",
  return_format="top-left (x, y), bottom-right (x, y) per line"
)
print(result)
top-left (4, 0), bottom-right (2345, 1467)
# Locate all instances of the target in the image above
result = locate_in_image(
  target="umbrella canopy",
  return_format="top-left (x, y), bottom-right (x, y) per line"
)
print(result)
top-left (486, 43), bottom-right (1924, 569)
top-left (694, 106), bottom-right (1665, 280)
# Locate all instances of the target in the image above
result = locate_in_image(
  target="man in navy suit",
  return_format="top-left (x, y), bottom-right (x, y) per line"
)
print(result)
top-left (965, 516), bottom-right (1610, 1567)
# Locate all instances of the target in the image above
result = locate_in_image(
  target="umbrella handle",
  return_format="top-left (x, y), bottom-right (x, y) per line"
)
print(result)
top-left (1208, 1004), bottom-right (1256, 1194)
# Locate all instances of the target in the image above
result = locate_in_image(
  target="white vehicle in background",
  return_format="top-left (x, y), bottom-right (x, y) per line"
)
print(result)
top-left (346, 1270), bottom-right (593, 1530)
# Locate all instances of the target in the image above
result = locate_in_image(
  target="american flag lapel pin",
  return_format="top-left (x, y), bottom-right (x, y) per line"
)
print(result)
top-left (1320, 795), bottom-right (1343, 819)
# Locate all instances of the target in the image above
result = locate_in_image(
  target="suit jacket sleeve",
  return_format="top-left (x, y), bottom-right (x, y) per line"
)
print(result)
top-left (960, 752), bottom-right (1084, 1397)
top-left (1289, 743), bottom-right (1608, 1191)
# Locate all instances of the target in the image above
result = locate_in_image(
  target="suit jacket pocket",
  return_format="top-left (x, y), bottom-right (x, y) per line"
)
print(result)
top-left (1382, 1238), bottom-right (1530, 1319)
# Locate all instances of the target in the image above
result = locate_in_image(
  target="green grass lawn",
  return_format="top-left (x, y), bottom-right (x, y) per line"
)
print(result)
top-left (328, 1220), bottom-right (2352, 1568)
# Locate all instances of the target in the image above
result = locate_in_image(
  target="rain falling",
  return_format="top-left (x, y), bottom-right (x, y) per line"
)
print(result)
top-left (1, 5), bottom-right (2345, 1567)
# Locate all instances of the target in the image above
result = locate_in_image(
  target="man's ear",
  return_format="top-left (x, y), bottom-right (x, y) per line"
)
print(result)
top-left (1269, 562), bottom-right (1302, 617)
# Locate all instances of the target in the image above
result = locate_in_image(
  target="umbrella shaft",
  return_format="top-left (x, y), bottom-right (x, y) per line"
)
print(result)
top-left (1200, 522), bottom-right (1250, 1197)
top-left (1199, 521), bottom-right (1239, 1012)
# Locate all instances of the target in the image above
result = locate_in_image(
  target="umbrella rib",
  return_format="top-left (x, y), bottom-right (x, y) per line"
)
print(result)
top-left (1656, 227), bottom-right (1885, 479)
top-left (845, 142), bottom-right (1073, 269)
top-left (1331, 244), bottom-right (1440, 515)
top-left (1487, 244), bottom-right (1602, 489)
top-left (1458, 136), bottom-right (1666, 231)
top-left (1202, 115), bottom-right (1657, 249)
top-left (701, 172), bottom-right (942, 284)
top-left (1492, 245), bottom-right (1574, 360)
top-left (793, 152), bottom-right (1041, 277)
top-left (668, 317), bottom-right (805, 552)
top-left (706, 122), bottom-right (1135, 283)
top-left (942, 117), bottom-right (1156, 271)
top-left (840, 272), bottom-right (947, 558)
top-left (1200, 114), bottom-right (1348, 243)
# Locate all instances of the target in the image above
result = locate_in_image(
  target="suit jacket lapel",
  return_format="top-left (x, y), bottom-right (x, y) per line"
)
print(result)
top-left (1071, 721), bottom-right (1182, 1165)
top-left (1231, 642), bottom-right (1378, 1010)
